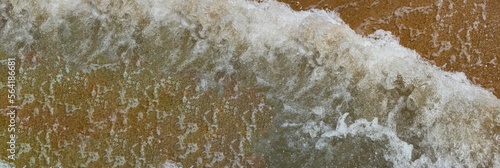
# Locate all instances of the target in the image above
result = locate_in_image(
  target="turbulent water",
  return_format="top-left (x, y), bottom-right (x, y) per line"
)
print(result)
top-left (0, 0), bottom-right (499, 167)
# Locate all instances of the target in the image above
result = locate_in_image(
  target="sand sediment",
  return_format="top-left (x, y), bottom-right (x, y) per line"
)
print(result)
top-left (1, 0), bottom-right (499, 167)
top-left (280, 0), bottom-right (500, 98)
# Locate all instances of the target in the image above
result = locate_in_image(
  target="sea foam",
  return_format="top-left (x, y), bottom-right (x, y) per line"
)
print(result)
top-left (1, 0), bottom-right (499, 167)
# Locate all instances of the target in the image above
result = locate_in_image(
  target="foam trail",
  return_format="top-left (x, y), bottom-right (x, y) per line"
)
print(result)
top-left (0, 0), bottom-right (499, 167)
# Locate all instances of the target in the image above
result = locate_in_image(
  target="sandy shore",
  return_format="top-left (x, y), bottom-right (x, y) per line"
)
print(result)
top-left (1, 0), bottom-right (498, 167)
top-left (279, 0), bottom-right (500, 98)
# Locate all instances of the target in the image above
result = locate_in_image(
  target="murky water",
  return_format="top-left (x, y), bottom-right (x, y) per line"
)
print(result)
top-left (0, 0), bottom-right (499, 167)
top-left (281, 0), bottom-right (500, 98)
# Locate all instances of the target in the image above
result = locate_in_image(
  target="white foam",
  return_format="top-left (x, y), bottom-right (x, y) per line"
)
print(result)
top-left (1, 0), bottom-right (499, 167)
top-left (0, 160), bottom-right (13, 168)
top-left (161, 160), bottom-right (182, 168)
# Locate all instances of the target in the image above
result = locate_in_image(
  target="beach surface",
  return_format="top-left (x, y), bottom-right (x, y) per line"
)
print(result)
top-left (1, 0), bottom-right (499, 167)
top-left (280, 0), bottom-right (500, 97)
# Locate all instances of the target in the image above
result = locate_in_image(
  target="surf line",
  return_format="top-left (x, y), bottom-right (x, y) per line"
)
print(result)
top-left (6, 57), bottom-right (17, 161)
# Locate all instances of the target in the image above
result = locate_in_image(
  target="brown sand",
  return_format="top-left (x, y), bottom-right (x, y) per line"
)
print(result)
top-left (279, 0), bottom-right (500, 98)
top-left (1, 1), bottom-right (499, 167)
top-left (0, 52), bottom-right (275, 167)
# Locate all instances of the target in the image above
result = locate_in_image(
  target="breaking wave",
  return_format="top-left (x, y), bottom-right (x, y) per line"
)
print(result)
top-left (1, 0), bottom-right (499, 167)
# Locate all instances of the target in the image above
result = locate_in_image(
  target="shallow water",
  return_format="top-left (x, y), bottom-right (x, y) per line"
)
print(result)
top-left (281, 0), bottom-right (500, 98)
top-left (0, 0), bottom-right (499, 167)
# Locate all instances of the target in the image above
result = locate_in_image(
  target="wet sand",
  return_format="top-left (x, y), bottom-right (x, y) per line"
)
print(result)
top-left (279, 0), bottom-right (500, 98)
top-left (0, 0), bottom-right (499, 167)
top-left (0, 52), bottom-right (276, 167)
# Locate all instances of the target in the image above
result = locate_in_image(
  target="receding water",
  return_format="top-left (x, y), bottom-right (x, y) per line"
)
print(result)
top-left (0, 0), bottom-right (499, 167)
